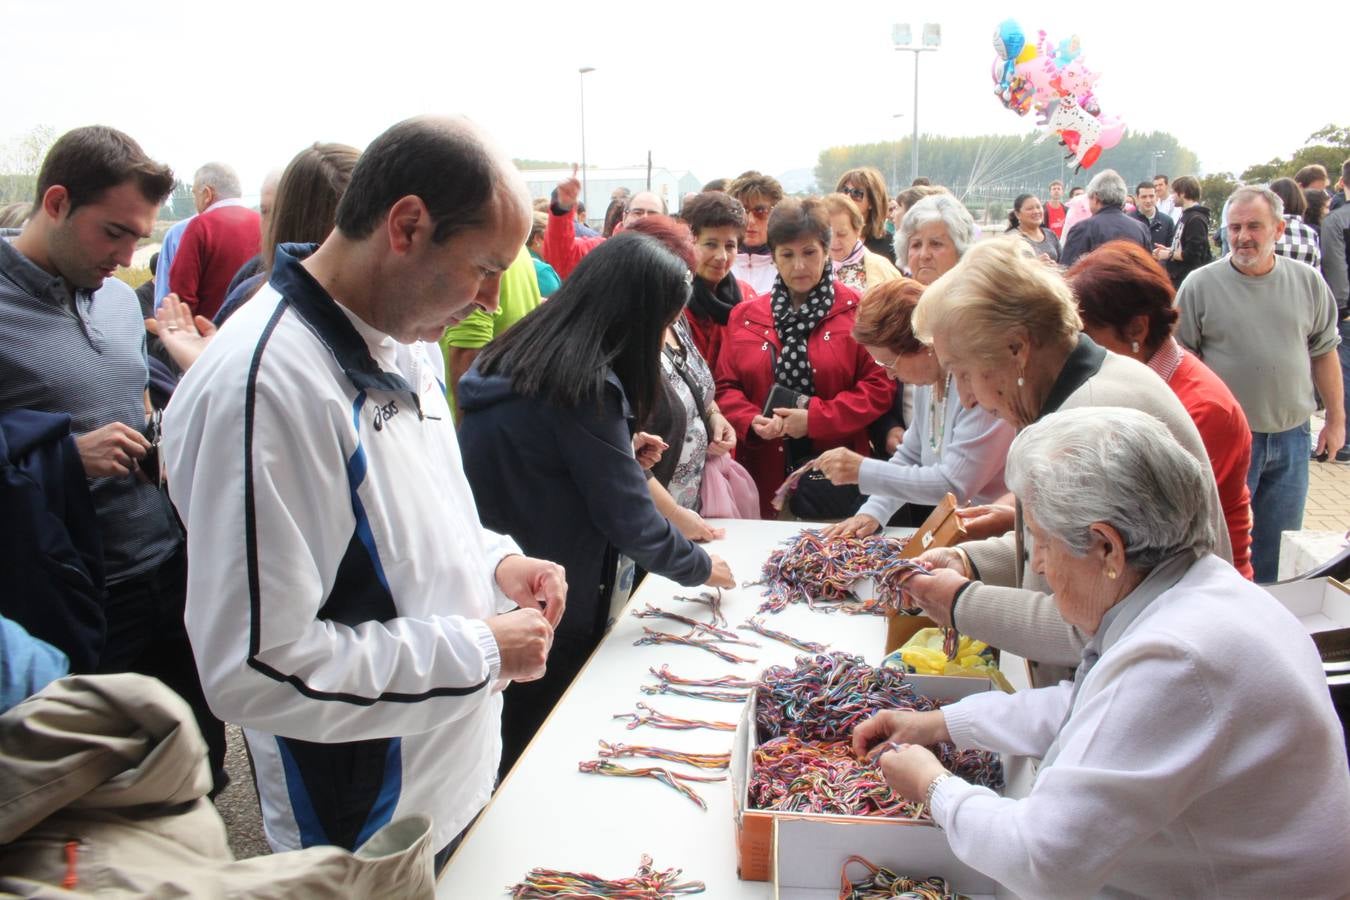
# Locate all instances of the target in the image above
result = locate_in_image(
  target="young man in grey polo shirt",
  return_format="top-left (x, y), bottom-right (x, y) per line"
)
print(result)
top-left (1177, 184), bottom-right (1344, 583)
top-left (0, 126), bottom-right (225, 787)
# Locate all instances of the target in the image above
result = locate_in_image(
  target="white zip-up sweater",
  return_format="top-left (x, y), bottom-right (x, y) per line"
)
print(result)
top-left (162, 245), bottom-right (519, 853)
top-left (930, 554), bottom-right (1350, 898)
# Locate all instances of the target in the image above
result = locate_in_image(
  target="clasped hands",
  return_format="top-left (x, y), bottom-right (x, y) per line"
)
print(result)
top-left (751, 406), bottom-right (808, 441)
top-left (487, 555), bottom-right (567, 683)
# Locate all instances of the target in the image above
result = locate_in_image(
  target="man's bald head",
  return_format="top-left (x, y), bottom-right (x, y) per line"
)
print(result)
top-left (623, 190), bottom-right (666, 227)
top-left (335, 115), bottom-right (529, 246)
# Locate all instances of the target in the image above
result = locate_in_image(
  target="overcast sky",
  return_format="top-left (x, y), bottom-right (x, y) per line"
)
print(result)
top-left (4, 0), bottom-right (1341, 194)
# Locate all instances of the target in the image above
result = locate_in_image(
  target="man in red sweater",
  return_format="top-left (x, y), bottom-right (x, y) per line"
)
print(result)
top-left (168, 162), bottom-right (260, 320)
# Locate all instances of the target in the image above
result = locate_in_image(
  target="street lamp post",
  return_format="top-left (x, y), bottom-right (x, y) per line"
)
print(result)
top-left (891, 113), bottom-right (905, 192)
top-left (892, 24), bottom-right (940, 185)
top-left (1151, 149), bottom-right (1166, 180)
top-left (578, 66), bottom-right (595, 219)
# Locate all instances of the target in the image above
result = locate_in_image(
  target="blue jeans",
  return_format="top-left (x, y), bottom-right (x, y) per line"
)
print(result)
top-left (1246, 422), bottom-right (1310, 583)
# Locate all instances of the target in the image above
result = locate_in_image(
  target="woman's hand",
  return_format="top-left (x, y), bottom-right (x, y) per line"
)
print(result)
top-left (707, 412), bottom-right (736, 456)
top-left (851, 708), bottom-right (951, 759)
top-left (821, 513), bottom-right (881, 540)
top-left (670, 506), bottom-right (726, 543)
top-left (145, 292), bottom-right (216, 372)
top-left (899, 566), bottom-right (970, 629)
top-left (751, 414), bottom-right (785, 441)
top-left (814, 447), bottom-right (864, 485)
top-left (772, 406), bottom-right (809, 439)
top-left (885, 426), bottom-right (905, 455)
top-left (955, 503), bottom-right (1016, 541)
top-left (632, 432), bottom-right (668, 470)
top-left (704, 554), bottom-right (735, 588)
top-left (875, 744), bottom-right (949, 805)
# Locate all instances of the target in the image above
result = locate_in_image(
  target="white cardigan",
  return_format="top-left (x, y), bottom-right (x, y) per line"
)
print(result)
top-left (931, 555), bottom-right (1350, 899)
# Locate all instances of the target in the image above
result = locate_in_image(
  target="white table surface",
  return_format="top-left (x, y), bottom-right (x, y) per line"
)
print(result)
top-left (436, 519), bottom-right (928, 898)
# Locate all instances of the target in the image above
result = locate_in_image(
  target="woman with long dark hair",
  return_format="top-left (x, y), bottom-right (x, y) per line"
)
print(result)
top-left (1005, 192), bottom-right (1061, 262)
top-left (458, 231), bottom-right (735, 774)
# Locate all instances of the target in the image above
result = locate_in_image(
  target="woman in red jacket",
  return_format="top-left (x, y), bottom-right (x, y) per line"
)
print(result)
top-left (1070, 240), bottom-right (1254, 579)
top-left (680, 191), bottom-right (758, 370)
top-left (715, 197), bottom-right (896, 519)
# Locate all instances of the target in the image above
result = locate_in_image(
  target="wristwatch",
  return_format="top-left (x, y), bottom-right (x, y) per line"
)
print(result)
top-left (926, 771), bottom-right (955, 824)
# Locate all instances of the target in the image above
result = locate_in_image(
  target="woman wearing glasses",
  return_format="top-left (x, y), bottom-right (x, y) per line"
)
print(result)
top-left (817, 278), bottom-right (1013, 534)
top-left (728, 171), bottom-right (784, 295)
top-left (836, 167), bottom-right (896, 263)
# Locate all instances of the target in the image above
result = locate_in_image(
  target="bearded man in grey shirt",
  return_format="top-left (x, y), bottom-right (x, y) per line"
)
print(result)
top-left (1177, 184), bottom-right (1343, 583)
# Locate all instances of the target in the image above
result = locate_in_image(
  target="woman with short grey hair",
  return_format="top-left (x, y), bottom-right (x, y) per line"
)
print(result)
top-left (855, 406), bottom-right (1350, 898)
top-left (895, 194), bottom-right (974, 285)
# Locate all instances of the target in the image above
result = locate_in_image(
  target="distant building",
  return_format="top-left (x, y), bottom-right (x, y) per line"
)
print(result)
top-left (519, 166), bottom-right (703, 223)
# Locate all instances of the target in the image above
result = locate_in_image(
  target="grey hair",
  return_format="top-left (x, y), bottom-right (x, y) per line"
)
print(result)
top-left (1229, 184), bottom-right (1284, 222)
top-left (194, 161), bottom-right (242, 199)
top-left (1005, 407), bottom-right (1217, 571)
top-left (1086, 169), bottom-right (1127, 207)
top-left (896, 193), bottom-right (975, 261)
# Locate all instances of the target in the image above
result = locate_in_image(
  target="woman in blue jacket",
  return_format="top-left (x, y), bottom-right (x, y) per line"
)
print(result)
top-left (458, 232), bottom-right (735, 775)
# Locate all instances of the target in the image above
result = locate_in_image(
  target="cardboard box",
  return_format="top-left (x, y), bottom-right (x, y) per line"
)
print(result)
top-left (773, 816), bottom-right (1006, 899)
top-left (1264, 576), bottom-right (1350, 662)
top-left (885, 493), bottom-right (966, 654)
top-left (732, 671), bottom-right (1018, 883)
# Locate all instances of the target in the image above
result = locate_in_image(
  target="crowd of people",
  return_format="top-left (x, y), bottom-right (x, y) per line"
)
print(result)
top-left (0, 119), bottom-right (1347, 895)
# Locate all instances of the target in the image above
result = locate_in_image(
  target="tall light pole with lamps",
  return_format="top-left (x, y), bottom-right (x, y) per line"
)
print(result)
top-left (578, 66), bottom-right (595, 220)
top-left (892, 23), bottom-right (940, 185)
top-left (891, 113), bottom-right (905, 192)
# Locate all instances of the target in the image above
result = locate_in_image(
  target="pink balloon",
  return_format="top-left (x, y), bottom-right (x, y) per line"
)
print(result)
top-left (1056, 60), bottom-right (1099, 100)
top-left (1096, 116), bottom-right (1125, 151)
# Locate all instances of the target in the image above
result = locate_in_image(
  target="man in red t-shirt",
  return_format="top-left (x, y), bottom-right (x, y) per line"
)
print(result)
top-left (1044, 179), bottom-right (1066, 239)
top-left (168, 162), bottom-right (260, 320)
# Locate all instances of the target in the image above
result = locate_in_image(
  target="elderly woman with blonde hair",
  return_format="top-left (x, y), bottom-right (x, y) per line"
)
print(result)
top-left (823, 193), bottom-right (902, 293)
top-left (897, 237), bottom-right (1232, 678)
top-left (856, 407), bottom-right (1350, 898)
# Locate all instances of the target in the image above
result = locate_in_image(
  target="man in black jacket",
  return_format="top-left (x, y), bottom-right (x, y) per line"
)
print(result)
top-left (1130, 182), bottom-right (1175, 252)
top-left (1060, 169), bottom-right (1152, 267)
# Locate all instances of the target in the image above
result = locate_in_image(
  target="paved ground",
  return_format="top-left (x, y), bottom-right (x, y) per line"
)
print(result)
top-left (212, 434), bottom-right (1350, 858)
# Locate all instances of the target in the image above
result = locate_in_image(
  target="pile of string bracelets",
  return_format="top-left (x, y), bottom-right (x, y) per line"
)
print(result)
top-left (748, 652), bottom-right (1003, 816)
top-left (756, 530), bottom-right (926, 615)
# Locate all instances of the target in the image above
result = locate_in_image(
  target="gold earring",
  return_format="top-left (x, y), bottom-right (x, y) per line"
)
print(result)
top-left (1106, 568), bottom-right (1117, 580)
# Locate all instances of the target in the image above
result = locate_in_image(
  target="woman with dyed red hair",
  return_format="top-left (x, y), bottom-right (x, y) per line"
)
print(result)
top-left (815, 278), bottom-right (1014, 534)
top-left (1069, 240), bottom-right (1254, 579)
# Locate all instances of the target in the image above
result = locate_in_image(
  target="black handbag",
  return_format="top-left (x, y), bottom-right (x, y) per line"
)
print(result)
top-left (761, 345), bottom-right (865, 520)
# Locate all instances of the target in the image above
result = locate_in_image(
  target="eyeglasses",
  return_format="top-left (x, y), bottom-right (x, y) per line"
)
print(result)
top-left (870, 356), bottom-right (899, 372)
top-left (841, 187), bottom-right (866, 201)
top-left (745, 204), bottom-right (772, 219)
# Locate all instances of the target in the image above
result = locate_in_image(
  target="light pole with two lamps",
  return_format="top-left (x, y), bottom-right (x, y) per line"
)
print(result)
top-left (578, 66), bottom-right (596, 221)
top-left (892, 23), bottom-right (941, 185)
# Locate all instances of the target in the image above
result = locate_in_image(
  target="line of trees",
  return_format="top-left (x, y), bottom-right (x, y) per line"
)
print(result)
top-left (812, 124), bottom-right (1350, 220)
top-left (814, 131), bottom-right (1198, 199)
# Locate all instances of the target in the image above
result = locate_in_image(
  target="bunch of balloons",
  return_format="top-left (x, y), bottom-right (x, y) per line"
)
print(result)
top-left (992, 20), bottom-right (1125, 171)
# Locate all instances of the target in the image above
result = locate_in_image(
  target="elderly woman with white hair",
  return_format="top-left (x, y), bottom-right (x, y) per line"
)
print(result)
top-left (855, 407), bottom-right (1350, 898)
top-left (865, 194), bottom-right (980, 459)
top-left (897, 237), bottom-right (1233, 679)
top-left (896, 194), bottom-right (975, 286)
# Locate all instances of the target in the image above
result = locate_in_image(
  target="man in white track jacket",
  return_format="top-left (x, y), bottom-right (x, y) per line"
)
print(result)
top-left (162, 117), bottom-right (565, 867)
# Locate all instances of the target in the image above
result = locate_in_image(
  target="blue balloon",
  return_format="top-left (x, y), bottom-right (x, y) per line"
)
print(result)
top-left (997, 19), bottom-right (1025, 61)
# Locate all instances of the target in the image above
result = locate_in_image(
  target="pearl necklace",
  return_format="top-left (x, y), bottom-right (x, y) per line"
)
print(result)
top-left (929, 374), bottom-right (952, 454)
